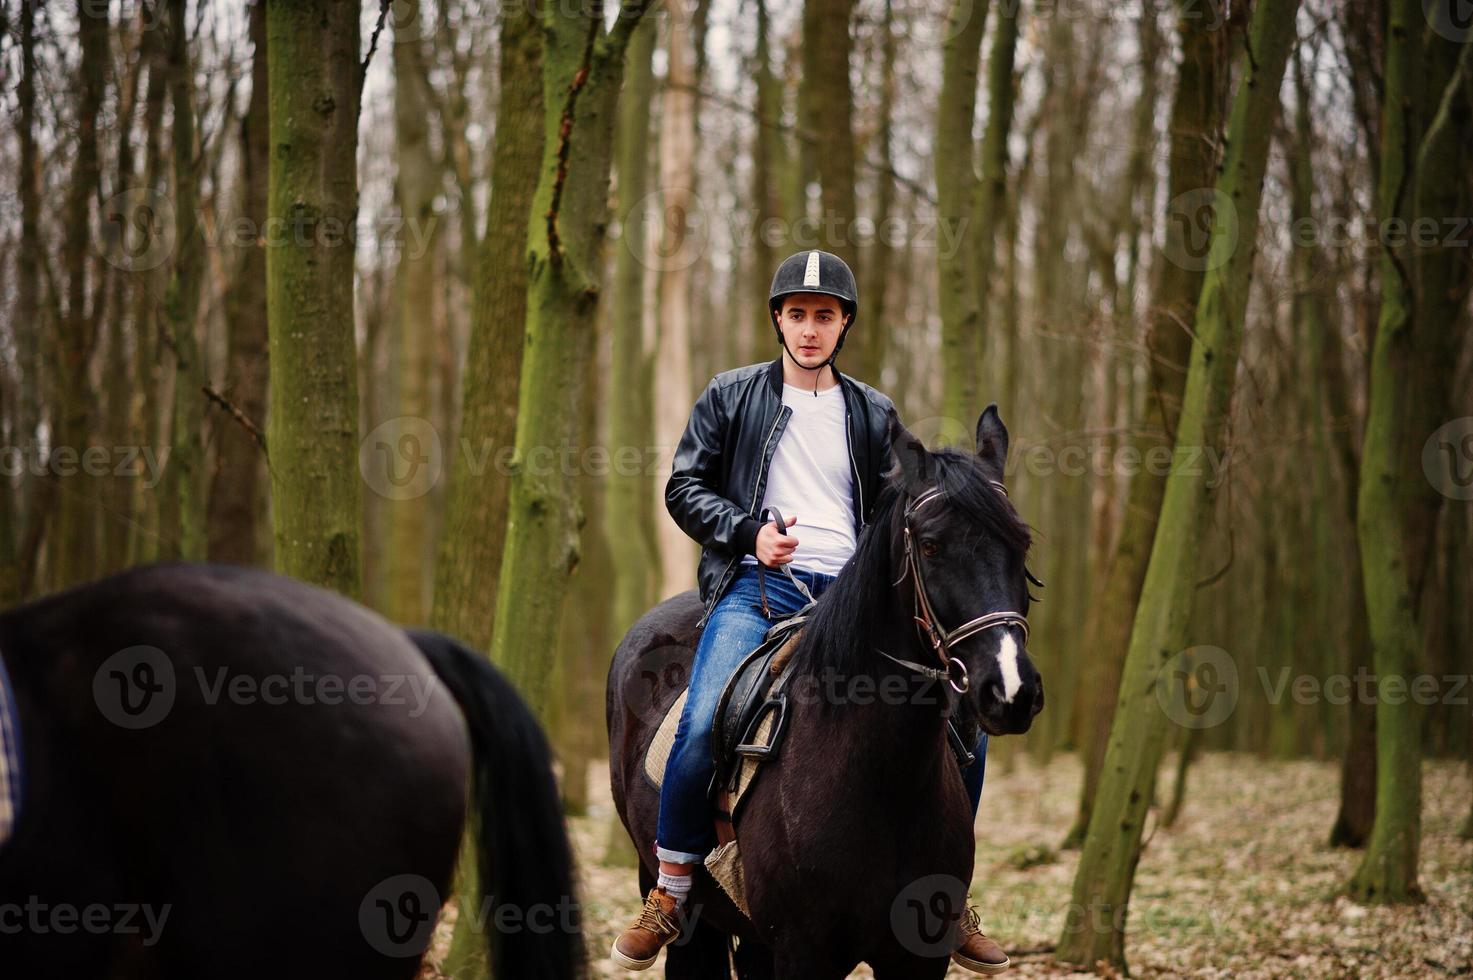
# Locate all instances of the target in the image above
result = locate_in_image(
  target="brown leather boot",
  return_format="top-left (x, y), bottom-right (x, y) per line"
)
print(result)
top-left (952, 904), bottom-right (1010, 975)
top-left (610, 886), bottom-right (683, 971)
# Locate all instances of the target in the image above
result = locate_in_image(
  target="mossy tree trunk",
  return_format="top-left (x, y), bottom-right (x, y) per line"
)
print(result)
top-left (608, 13), bottom-right (659, 639)
top-left (1062, 0), bottom-right (1223, 849)
top-left (158, 0), bottom-right (208, 563)
top-left (487, 0), bottom-right (655, 719)
top-left (1348, 7), bottom-right (1472, 905)
top-left (265, 0), bottom-right (364, 598)
top-left (1056, 0), bottom-right (1301, 967)
top-left (430, 0), bottom-right (545, 651)
top-left (936, 0), bottom-right (986, 426)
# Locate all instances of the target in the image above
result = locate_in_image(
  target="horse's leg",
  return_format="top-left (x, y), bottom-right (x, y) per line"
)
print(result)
top-left (731, 936), bottom-right (776, 980)
top-left (768, 941), bottom-right (853, 980)
top-left (867, 952), bottom-right (952, 980)
top-left (664, 906), bottom-right (732, 979)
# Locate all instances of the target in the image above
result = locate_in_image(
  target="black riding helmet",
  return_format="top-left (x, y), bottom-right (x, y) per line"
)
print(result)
top-left (768, 249), bottom-right (859, 355)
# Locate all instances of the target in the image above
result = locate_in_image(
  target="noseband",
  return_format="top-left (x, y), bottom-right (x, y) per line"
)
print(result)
top-left (876, 483), bottom-right (1031, 694)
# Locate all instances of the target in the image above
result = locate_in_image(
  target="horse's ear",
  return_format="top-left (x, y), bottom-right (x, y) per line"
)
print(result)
top-left (887, 410), bottom-right (934, 493)
top-left (975, 404), bottom-right (1008, 482)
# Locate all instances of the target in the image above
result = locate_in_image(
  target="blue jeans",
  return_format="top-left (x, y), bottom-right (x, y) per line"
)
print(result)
top-left (655, 565), bottom-right (990, 863)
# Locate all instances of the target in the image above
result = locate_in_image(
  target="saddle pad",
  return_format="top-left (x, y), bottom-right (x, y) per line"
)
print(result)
top-left (0, 650), bottom-right (22, 848)
top-left (641, 657), bottom-right (788, 795)
top-left (643, 689), bottom-right (688, 790)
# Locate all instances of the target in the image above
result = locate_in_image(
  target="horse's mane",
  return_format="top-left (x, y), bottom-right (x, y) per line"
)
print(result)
top-left (789, 447), bottom-right (1033, 683)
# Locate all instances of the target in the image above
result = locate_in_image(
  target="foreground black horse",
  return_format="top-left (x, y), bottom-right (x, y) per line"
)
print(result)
top-left (608, 408), bottom-right (1044, 978)
top-left (0, 562), bottom-right (577, 979)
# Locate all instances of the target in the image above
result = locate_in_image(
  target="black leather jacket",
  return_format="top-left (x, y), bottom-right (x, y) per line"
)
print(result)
top-left (665, 356), bottom-right (898, 627)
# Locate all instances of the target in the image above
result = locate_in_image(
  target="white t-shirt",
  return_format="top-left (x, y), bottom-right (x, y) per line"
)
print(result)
top-left (741, 382), bottom-right (857, 576)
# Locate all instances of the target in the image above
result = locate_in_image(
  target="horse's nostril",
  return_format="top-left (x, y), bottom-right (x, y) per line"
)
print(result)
top-left (1031, 685), bottom-right (1045, 716)
top-left (990, 682), bottom-right (1005, 704)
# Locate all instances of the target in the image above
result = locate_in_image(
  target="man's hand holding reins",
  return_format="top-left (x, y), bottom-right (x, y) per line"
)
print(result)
top-left (755, 514), bottom-right (799, 567)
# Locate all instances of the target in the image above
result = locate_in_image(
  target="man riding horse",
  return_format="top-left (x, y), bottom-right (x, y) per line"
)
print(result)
top-left (611, 250), bottom-right (1010, 975)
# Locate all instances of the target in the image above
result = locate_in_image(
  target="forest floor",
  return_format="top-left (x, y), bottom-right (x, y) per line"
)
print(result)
top-left (566, 753), bottom-right (1471, 978)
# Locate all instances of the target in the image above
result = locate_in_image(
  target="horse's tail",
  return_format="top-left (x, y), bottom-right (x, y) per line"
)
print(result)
top-left (406, 628), bottom-right (582, 980)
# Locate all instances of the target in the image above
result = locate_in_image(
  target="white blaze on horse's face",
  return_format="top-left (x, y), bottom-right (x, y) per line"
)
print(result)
top-left (996, 631), bottom-right (1022, 704)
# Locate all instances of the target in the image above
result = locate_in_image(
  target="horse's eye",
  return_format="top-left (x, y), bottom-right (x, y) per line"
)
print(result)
top-left (920, 539), bottom-right (940, 558)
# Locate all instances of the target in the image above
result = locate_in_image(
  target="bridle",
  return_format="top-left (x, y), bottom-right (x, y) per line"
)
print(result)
top-left (875, 482), bottom-right (1032, 694)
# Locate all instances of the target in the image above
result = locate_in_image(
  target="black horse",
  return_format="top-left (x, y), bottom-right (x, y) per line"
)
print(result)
top-left (0, 562), bottom-right (578, 979)
top-left (608, 407), bottom-right (1044, 979)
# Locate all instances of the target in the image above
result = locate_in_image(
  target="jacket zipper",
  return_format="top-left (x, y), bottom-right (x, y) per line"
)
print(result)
top-left (700, 406), bottom-right (789, 627)
top-left (844, 388), bottom-right (866, 531)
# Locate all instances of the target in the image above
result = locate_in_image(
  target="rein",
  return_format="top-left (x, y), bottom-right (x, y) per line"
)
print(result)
top-left (875, 482), bottom-right (1031, 694)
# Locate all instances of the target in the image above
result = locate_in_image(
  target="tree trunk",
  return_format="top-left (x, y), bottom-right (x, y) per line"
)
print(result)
top-left (972, 0), bottom-right (1020, 399)
top-left (48, 0), bottom-right (110, 592)
top-left (864, 0), bottom-right (900, 385)
top-left (207, 0), bottom-right (271, 567)
top-left (556, 310), bottom-right (615, 816)
top-left (935, 0), bottom-right (986, 425)
top-left (1061, 0), bottom-right (1223, 849)
top-left (1348, 7), bottom-right (1471, 905)
top-left (1286, 44), bottom-right (1377, 846)
top-left (429, 0), bottom-right (544, 651)
top-left (386, 0), bottom-right (440, 624)
top-left (9, 0), bottom-right (42, 602)
top-left (609, 13), bottom-right (659, 638)
top-left (99, 11), bottom-right (147, 577)
top-left (749, 0), bottom-right (785, 362)
top-left (265, 0), bottom-right (364, 597)
top-left (487, 5), bottom-right (654, 719)
top-left (653, 3), bottom-right (699, 601)
top-left (1056, 0), bottom-right (1300, 966)
top-left (129, 20), bottom-right (171, 570)
top-left (158, 0), bottom-right (208, 563)
top-left (799, 0), bottom-right (866, 378)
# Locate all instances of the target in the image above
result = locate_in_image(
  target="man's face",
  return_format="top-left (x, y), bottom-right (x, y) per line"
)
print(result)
top-left (776, 292), bottom-right (849, 369)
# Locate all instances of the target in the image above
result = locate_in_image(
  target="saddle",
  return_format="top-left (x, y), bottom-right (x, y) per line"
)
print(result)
top-left (641, 606), bottom-right (980, 827)
top-left (708, 613), bottom-right (807, 805)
